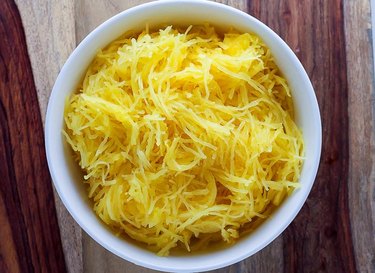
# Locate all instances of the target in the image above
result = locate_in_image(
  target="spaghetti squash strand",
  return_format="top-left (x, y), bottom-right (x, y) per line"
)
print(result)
top-left (64, 25), bottom-right (304, 256)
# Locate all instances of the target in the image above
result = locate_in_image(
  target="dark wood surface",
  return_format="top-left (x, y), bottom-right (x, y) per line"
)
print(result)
top-left (2, 0), bottom-right (374, 272)
top-left (0, 0), bottom-right (66, 272)
top-left (248, 1), bottom-right (356, 272)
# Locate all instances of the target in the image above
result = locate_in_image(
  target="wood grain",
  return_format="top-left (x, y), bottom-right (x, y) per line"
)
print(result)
top-left (248, 0), bottom-right (357, 272)
top-left (344, 0), bottom-right (375, 272)
top-left (0, 0), bottom-right (66, 272)
top-left (9, 0), bottom-right (375, 272)
top-left (14, 1), bottom-right (82, 273)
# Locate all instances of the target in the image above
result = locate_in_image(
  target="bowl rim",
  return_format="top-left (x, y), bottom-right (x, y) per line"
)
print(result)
top-left (45, 0), bottom-right (322, 272)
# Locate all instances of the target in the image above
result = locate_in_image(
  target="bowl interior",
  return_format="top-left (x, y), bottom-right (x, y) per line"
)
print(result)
top-left (45, 1), bottom-right (321, 272)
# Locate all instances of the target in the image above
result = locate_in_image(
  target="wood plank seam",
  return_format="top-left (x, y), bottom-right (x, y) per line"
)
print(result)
top-left (0, 0), bottom-right (67, 272)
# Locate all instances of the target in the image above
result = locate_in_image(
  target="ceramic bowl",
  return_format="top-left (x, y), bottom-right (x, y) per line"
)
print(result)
top-left (45, 1), bottom-right (321, 272)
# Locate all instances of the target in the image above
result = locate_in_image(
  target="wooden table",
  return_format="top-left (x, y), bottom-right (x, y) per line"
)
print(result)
top-left (0, 0), bottom-right (374, 272)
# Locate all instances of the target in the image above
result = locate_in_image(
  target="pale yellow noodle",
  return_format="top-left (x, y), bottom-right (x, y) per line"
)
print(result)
top-left (64, 25), bottom-right (304, 256)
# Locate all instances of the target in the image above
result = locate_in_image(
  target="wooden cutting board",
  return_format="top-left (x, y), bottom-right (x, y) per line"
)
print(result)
top-left (0, 0), bottom-right (373, 272)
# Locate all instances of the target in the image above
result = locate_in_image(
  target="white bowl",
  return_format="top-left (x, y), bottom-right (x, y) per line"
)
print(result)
top-left (45, 1), bottom-right (322, 272)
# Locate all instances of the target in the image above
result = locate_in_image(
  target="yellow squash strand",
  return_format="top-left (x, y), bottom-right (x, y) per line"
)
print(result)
top-left (64, 25), bottom-right (304, 256)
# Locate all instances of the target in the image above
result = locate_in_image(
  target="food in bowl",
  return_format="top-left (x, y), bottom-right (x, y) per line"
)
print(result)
top-left (63, 24), bottom-right (304, 256)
